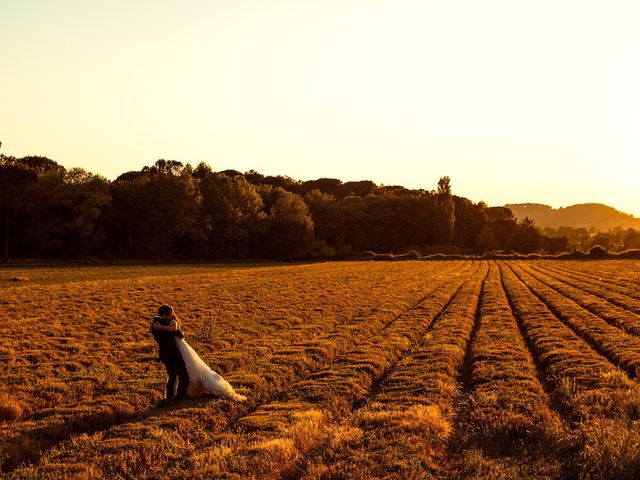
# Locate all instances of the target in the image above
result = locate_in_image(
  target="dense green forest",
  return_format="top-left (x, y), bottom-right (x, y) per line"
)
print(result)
top-left (1, 155), bottom-right (639, 260)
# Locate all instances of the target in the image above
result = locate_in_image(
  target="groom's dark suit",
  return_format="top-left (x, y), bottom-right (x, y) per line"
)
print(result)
top-left (151, 316), bottom-right (189, 400)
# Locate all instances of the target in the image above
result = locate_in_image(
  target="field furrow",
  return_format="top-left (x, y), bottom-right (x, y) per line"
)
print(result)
top-left (500, 263), bottom-right (640, 419)
top-left (523, 263), bottom-right (640, 336)
top-left (3, 262), bottom-right (474, 478)
top-left (1, 262), bottom-right (462, 474)
top-left (508, 263), bottom-right (640, 379)
top-left (160, 264), bottom-right (476, 480)
top-left (530, 262), bottom-right (640, 316)
top-left (501, 262), bottom-right (640, 479)
top-left (448, 262), bottom-right (564, 478)
top-left (540, 261), bottom-right (640, 302)
top-left (4, 260), bottom-right (640, 479)
top-left (290, 262), bottom-right (490, 480)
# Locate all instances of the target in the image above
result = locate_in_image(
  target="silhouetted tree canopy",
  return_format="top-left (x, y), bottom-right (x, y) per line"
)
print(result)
top-left (509, 217), bottom-right (542, 254)
top-left (199, 172), bottom-right (264, 258)
top-left (0, 157), bottom-right (38, 260)
top-left (1, 155), bottom-right (637, 260)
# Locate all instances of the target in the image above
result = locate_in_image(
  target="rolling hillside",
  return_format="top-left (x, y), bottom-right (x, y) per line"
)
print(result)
top-left (505, 203), bottom-right (640, 230)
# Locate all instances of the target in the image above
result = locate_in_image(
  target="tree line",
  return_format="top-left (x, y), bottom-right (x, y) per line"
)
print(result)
top-left (1, 155), bottom-right (638, 261)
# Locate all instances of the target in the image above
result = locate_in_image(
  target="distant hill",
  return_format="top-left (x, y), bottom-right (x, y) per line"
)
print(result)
top-left (504, 203), bottom-right (640, 230)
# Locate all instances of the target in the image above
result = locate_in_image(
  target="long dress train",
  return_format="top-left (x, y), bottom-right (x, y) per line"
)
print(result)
top-left (176, 338), bottom-right (247, 401)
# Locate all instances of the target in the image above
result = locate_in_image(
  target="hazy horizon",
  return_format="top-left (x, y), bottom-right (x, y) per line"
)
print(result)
top-left (2, 0), bottom-right (639, 216)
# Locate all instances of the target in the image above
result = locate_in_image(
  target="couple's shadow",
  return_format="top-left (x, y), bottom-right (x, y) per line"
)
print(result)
top-left (153, 393), bottom-right (234, 412)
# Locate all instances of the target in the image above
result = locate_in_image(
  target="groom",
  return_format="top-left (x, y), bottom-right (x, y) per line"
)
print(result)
top-left (150, 305), bottom-right (189, 401)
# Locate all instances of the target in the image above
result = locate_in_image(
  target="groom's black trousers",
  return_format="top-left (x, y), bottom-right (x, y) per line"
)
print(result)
top-left (163, 354), bottom-right (189, 400)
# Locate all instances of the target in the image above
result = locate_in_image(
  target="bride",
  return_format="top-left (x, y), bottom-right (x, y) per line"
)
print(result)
top-left (152, 306), bottom-right (247, 402)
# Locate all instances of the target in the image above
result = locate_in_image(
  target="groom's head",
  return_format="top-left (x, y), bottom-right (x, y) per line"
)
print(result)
top-left (158, 304), bottom-right (174, 319)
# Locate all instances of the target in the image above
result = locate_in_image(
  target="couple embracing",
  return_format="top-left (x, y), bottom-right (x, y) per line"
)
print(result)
top-left (150, 305), bottom-right (246, 402)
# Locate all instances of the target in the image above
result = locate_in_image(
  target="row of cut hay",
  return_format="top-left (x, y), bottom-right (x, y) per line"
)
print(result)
top-left (529, 261), bottom-right (640, 317)
top-left (7, 262), bottom-right (471, 479)
top-left (172, 263), bottom-right (475, 480)
top-left (510, 263), bottom-right (640, 379)
top-left (525, 263), bottom-right (640, 334)
top-left (225, 262), bottom-right (465, 400)
top-left (543, 260), bottom-right (640, 301)
top-left (535, 260), bottom-right (640, 308)
top-left (501, 262), bottom-right (640, 479)
top-left (294, 261), bottom-right (489, 480)
top-left (3, 263), bottom-right (389, 411)
top-left (227, 262), bottom-right (470, 407)
top-left (6, 260), bottom-right (436, 474)
top-left (0, 262), bottom-right (449, 474)
top-left (451, 262), bottom-right (564, 479)
top-left (285, 263), bottom-right (475, 409)
top-left (21, 261), bottom-right (432, 408)
top-left (501, 262), bottom-right (640, 418)
top-left (370, 262), bottom-right (488, 411)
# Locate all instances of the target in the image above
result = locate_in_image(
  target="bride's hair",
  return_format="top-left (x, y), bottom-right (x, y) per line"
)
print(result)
top-left (158, 304), bottom-right (174, 317)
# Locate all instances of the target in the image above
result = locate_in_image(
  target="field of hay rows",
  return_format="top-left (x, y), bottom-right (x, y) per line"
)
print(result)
top-left (1, 260), bottom-right (640, 479)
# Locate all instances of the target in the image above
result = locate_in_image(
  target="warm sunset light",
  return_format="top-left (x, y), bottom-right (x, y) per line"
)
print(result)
top-left (5, 4), bottom-right (640, 478)
top-left (2, 0), bottom-right (639, 215)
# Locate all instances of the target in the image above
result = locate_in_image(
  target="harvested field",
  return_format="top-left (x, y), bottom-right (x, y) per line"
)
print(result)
top-left (2, 260), bottom-right (640, 479)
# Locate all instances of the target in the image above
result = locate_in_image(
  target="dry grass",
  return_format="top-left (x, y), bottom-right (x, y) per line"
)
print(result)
top-left (512, 263), bottom-right (640, 378)
top-left (0, 395), bottom-right (23, 421)
top-left (577, 417), bottom-right (640, 480)
top-left (447, 263), bottom-right (566, 478)
top-left (2, 260), bottom-right (640, 479)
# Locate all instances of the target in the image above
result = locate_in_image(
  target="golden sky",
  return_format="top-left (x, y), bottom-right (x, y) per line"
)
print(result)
top-left (2, 0), bottom-right (639, 216)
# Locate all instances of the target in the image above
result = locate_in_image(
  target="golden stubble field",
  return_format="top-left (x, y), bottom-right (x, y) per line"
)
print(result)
top-left (2, 260), bottom-right (640, 479)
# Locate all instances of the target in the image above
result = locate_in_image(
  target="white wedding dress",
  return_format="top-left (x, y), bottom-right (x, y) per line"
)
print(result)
top-left (176, 338), bottom-right (247, 401)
